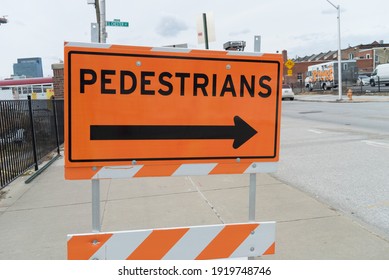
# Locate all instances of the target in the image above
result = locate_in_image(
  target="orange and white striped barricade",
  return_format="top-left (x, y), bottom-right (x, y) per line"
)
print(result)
top-left (68, 222), bottom-right (275, 260)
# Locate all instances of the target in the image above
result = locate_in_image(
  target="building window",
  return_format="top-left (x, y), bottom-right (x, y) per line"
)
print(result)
top-left (366, 54), bottom-right (371, 59)
top-left (343, 63), bottom-right (348, 71)
top-left (349, 53), bottom-right (354, 59)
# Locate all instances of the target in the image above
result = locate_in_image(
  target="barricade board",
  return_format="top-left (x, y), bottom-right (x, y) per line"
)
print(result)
top-left (64, 42), bottom-right (282, 179)
top-left (67, 222), bottom-right (275, 260)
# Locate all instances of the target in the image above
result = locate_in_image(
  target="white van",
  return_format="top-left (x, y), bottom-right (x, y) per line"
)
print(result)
top-left (370, 63), bottom-right (389, 86)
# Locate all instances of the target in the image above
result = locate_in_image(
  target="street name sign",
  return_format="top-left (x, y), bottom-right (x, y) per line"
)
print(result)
top-left (106, 19), bottom-right (129, 27)
top-left (64, 42), bottom-right (283, 179)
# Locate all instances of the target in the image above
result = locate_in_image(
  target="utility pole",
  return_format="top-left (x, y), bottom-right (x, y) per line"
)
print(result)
top-left (95, 1), bottom-right (101, 43)
top-left (202, 13), bottom-right (209, 50)
top-left (88, 0), bottom-right (106, 43)
top-left (100, 0), bottom-right (107, 43)
top-left (326, 0), bottom-right (342, 100)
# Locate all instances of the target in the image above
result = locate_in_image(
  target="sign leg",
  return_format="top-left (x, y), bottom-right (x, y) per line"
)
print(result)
top-left (248, 173), bottom-right (256, 260)
top-left (249, 173), bottom-right (256, 222)
top-left (92, 179), bottom-right (101, 232)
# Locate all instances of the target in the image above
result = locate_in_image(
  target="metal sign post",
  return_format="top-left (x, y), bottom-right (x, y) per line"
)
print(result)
top-left (84, 172), bottom-right (266, 260)
top-left (92, 179), bottom-right (101, 232)
top-left (248, 173), bottom-right (257, 260)
top-left (249, 173), bottom-right (256, 222)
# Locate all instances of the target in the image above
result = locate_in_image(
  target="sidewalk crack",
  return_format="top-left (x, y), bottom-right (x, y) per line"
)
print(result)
top-left (187, 176), bottom-right (225, 224)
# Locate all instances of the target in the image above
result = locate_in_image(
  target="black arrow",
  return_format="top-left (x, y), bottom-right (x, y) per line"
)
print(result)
top-left (90, 116), bottom-right (257, 149)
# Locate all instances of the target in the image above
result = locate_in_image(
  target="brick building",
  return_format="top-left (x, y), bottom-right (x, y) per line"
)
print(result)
top-left (282, 50), bottom-right (336, 89)
top-left (283, 41), bottom-right (389, 90)
top-left (51, 63), bottom-right (64, 99)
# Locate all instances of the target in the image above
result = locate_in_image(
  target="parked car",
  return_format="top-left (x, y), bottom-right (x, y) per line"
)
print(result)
top-left (282, 84), bottom-right (295, 100)
top-left (370, 63), bottom-right (389, 86)
top-left (357, 75), bottom-right (370, 86)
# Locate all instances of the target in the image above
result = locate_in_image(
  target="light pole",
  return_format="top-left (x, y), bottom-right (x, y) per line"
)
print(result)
top-left (100, 0), bottom-right (107, 43)
top-left (326, 0), bottom-right (342, 100)
top-left (88, 0), bottom-right (106, 43)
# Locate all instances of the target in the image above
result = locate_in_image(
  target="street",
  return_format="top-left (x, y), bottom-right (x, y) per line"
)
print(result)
top-left (274, 100), bottom-right (389, 239)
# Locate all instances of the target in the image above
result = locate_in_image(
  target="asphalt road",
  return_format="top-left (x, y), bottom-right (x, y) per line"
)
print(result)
top-left (274, 100), bottom-right (389, 239)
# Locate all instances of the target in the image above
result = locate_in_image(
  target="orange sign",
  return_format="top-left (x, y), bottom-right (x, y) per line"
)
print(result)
top-left (64, 43), bottom-right (282, 179)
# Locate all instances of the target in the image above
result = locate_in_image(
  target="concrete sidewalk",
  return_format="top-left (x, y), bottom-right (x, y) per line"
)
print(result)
top-left (1, 154), bottom-right (389, 260)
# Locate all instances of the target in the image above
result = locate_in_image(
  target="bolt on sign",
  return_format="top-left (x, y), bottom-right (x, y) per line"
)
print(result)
top-left (64, 42), bottom-right (283, 179)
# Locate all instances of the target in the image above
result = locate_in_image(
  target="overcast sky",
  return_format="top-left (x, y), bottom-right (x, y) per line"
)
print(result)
top-left (1, 0), bottom-right (388, 79)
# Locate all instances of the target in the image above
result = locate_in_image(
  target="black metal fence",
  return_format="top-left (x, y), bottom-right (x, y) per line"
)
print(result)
top-left (290, 80), bottom-right (359, 94)
top-left (0, 97), bottom-right (64, 189)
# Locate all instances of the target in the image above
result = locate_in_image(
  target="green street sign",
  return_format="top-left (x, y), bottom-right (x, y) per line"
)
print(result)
top-left (106, 20), bottom-right (129, 27)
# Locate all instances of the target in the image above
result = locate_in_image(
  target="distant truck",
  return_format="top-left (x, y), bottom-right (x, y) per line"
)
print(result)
top-left (305, 60), bottom-right (358, 91)
top-left (370, 63), bottom-right (389, 86)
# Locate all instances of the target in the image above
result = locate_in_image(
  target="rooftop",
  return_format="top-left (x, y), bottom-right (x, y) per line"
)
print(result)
top-left (293, 41), bottom-right (389, 62)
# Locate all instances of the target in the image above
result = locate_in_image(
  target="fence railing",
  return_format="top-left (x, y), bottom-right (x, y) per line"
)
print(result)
top-left (0, 97), bottom-right (64, 189)
top-left (290, 78), bottom-right (389, 95)
top-left (290, 80), bottom-right (359, 94)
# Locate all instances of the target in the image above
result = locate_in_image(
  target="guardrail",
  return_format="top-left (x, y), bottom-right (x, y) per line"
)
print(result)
top-left (0, 97), bottom-right (64, 189)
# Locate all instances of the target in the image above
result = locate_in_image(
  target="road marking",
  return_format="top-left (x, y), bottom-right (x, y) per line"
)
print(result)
top-left (299, 110), bottom-right (323, 114)
top-left (308, 129), bottom-right (323, 134)
top-left (361, 140), bottom-right (389, 149)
